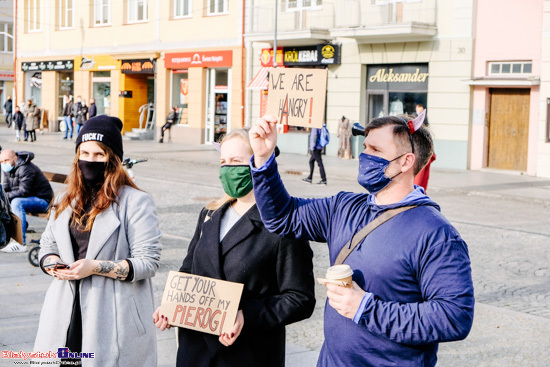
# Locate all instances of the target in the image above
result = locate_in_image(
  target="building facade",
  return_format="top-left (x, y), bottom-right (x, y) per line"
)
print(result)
top-left (245, 0), bottom-right (475, 170)
top-left (0, 0), bottom-right (14, 116)
top-left (16, 0), bottom-right (245, 144)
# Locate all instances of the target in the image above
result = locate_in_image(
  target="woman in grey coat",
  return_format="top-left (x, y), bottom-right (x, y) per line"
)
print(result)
top-left (34, 115), bottom-right (162, 367)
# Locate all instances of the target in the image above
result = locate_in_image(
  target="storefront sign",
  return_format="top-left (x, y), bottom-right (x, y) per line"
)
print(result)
top-left (22, 60), bottom-right (74, 72)
top-left (367, 64), bottom-right (429, 90)
top-left (119, 90), bottom-right (133, 98)
top-left (159, 271), bottom-right (243, 336)
top-left (165, 51), bottom-right (233, 68)
top-left (260, 45), bottom-right (340, 67)
top-left (0, 71), bottom-right (14, 81)
top-left (121, 59), bottom-right (155, 74)
top-left (75, 55), bottom-right (120, 71)
top-left (266, 67), bottom-right (328, 128)
top-left (260, 48), bottom-right (284, 67)
top-left (283, 44), bottom-right (341, 66)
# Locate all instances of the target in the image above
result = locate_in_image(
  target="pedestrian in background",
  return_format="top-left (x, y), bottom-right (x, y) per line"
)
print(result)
top-left (62, 95), bottom-right (74, 139)
top-left (412, 106), bottom-right (436, 192)
top-left (4, 95), bottom-right (12, 128)
top-left (23, 100), bottom-right (39, 142)
top-left (13, 106), bottom-right (24, 142)
top-left (88, 98), bottom-right (97, 119)
top-left (76, 98), bottom-right (88, 134)
top-left (34, 115), bottom-right (162, 366)
top-left (72, 96), bottom-right (83, 135)
top-left (158, 106), bottom-right (177, 143)
top-left (153, 129), bottom-right (315, 367)
top-left (302, 126), bottom-right (327, 185)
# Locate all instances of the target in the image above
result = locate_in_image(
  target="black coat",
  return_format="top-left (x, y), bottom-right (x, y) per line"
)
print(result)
top-left (2, 152), bottom-right (54, 203)
top-left (89, 103), bottom-right (97, 118)
top-left (177, 203), bottom-right (315, 367)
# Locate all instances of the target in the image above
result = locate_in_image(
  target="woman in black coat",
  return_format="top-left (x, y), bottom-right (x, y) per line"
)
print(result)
top-left (154, 129), bottom-right (315, 367)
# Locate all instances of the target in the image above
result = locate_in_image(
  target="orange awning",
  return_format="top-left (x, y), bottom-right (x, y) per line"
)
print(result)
top-left (247, 67), bottom-right (270, 90)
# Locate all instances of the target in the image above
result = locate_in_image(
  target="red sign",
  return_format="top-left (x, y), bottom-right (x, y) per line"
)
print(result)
top-left (260, 48), bottom-right (284, 67)
top-left (165, 51), bottom-right (233, 68)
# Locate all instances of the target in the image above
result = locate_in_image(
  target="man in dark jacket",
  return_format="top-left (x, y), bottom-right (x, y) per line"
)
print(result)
top-left (89, 98), bottom-right (97, 119)
top-left (0, 149), bottom-right (53, 252)
top-left (302, 127), bottom-right (327, 185)
top-left (249, 114), bottom-right (474, 367)
top-left (4, 95), bottom-right (12, 128)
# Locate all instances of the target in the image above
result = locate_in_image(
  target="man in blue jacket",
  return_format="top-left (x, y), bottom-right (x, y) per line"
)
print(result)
top-left (248, 114), bottom-right (474, 367)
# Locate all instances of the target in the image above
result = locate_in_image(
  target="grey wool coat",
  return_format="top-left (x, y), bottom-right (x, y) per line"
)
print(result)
top-left (34, 186), bottom-right (162, 367)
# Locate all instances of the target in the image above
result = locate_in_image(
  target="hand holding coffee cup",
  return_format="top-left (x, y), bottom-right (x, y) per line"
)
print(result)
top-left (317, 264), bottom-right (354, 288)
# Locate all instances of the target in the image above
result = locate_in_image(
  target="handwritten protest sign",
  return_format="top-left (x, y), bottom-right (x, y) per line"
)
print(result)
top-left (266, 68), bottom-right (327, 128)
top-left (159, 271), bottom-right (244, 335)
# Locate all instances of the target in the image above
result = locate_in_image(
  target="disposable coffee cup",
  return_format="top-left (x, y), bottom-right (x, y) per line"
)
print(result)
top-left (325, 265), bottom-right (353, 288)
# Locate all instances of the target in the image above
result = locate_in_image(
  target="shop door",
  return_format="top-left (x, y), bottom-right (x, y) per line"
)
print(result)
top-left (205, 68), bottom-right (231, 144)
top-left (488, 88), bottom-right (530, 171)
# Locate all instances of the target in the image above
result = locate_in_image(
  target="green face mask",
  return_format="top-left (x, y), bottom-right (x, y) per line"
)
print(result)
top-left (219, 165), bottom-right (253, 198)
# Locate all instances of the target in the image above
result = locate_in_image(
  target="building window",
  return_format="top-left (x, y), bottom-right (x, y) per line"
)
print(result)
top-left (128, 0), bottom-right (148, 23)
top-left (95, 0), bottom-right (111, 26)
top-left (27, 0), bottom-right (41, 32)
top-left (207, 0), bottom-right (227, 15)
top-left (488, 61), bottom-right (533, 76)
top-left (0, 23), bottom-right (13, 53)
top-left (174, 0), bottom-right (191, 18)
top-left (284, 0), bottom-right (322, 11)
top-left (59, 0), bottom-right (74, 29)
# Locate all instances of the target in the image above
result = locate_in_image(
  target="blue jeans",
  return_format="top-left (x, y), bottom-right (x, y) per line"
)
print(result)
top-left (11, 197), bottom-right (50, 245)
top-left (64, 116), bottom-right (74, 138)
top-left (76, 123), bottom-right (83, 135)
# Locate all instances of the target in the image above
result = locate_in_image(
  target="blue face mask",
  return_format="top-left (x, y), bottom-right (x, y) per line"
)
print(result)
top-left (357, 153), bottom-right (404, 194)
top-left (1, 162), bottom-right (13, 173)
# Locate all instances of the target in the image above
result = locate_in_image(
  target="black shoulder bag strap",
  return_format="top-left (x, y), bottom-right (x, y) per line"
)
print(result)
top-left (334, 205), bottom-right (417, 265)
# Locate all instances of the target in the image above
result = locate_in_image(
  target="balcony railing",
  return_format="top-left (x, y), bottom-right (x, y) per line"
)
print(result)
top-left (246, 0), bottom-right (437, 34)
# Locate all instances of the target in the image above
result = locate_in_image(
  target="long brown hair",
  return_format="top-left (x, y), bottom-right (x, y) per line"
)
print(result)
top-left (54, 141), bottom-right (139, 231)
top-left (205, 129), bottom-right (252, 211)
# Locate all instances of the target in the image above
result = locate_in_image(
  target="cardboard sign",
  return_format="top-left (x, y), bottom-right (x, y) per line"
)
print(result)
top-left (266, 68), bottom-right (327, 128)
top-left (159, 271), bottom-right (244, 335)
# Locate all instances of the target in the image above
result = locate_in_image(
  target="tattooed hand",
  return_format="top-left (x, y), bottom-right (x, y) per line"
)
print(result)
top-left (54, 259), bottom-right (131, 281)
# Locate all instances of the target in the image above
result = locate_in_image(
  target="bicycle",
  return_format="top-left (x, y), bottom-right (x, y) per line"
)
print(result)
top-left (27, 157), bottom-right (148, 267)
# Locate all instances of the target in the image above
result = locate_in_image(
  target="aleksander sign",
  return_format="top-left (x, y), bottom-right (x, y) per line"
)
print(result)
top-left (367, 63), bottom-right (429, 91)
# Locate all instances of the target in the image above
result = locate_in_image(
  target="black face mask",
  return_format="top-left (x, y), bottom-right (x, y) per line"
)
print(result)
top-left (78, 160), bottom-right (106, 187)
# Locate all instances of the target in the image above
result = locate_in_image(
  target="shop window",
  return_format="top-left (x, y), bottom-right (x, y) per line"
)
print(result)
top-left (207, 0), bottom-right (227, 15)
top-left (58, 72), bottom-right (74, 120)
top-left (284, 0), bottom-right (322, 11)
top-left (27, 0), bottom-right (41, 32)
top-left (92, 72), bottom-right (111, 115)
top-left (171, 70), bottom-right (188, 124)
top-left (389, 92), bottom-right (426, 117)
top-left (59, 0), bottom-right (74, 29)
top-left (0, 23), bottom-right (13, 53)
top-left (174, 0), bottom-right (192, 18)
top-left (128, 0), bottom-right (148, 23)
top-left (94, 0), bottom-right (111, 26)
top-left (488, 61), bottom-right (532, 76)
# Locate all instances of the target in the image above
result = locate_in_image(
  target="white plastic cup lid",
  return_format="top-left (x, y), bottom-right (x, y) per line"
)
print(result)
top-left (326, 264), bottom-right (353, 279)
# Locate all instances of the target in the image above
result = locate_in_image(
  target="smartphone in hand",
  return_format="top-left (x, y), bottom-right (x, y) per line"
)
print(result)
top-left (43, 262), bottom-right (69, 270)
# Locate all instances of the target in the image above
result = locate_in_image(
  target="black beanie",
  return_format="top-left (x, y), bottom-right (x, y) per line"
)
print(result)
top-left (75, 115), bottom-right (124, 160)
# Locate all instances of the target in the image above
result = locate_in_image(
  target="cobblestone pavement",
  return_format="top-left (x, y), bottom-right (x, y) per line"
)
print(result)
top-left (0, 131), bottom-right (550, 366)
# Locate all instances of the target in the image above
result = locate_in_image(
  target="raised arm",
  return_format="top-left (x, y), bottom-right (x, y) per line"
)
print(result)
top-left (249, 116), bottom-right (333, 242)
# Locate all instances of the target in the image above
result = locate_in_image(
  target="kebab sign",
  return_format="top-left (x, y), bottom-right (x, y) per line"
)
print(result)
top-left (159, 271), bottom-right (244, 335)
top-left (266, 67), bottom-right (328, 128)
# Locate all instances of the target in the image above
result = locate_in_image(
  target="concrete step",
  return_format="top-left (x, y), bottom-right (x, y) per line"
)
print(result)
top-left (123, 128), bottom-right (154, 141)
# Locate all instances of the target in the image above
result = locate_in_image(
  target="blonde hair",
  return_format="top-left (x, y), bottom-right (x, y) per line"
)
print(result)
top-left (205, 129), bottom-right (252, 211)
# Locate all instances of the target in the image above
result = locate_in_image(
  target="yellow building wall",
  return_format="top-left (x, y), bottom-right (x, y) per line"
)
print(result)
top-left (118, 74), bottom-right (148, 133)
top-left (40, 71), bottom-right (57, 131)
